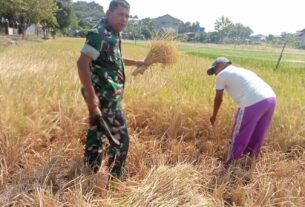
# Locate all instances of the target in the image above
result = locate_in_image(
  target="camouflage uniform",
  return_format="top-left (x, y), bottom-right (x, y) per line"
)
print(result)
top-left (80, 18), bottom-right (129, 178)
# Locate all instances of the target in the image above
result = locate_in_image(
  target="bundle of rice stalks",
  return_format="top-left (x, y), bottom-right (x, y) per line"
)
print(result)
top-left (132, 36), bottom-right (178, 76)
top-left (116, 164), bottom-right (210, 207)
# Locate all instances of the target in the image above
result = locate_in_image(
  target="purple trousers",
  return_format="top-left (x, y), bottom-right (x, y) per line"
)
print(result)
top-left (226, 97), bottom-right (276, 165)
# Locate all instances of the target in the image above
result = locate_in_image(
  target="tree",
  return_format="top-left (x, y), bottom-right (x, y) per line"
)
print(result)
top-left (266, 34), bottom-right (275, 42)
top-left (124, 16), bottom-right (141, 44)
top-left (69, 11), bottom-right (79, 31)
top-left (39, 0), bottom-right (59, 39)
top-left (206, 31), bottom-right (221, 43)
top-left (197, 32), bottom-right (208, 42)
top-left (0, 0), bottom-right (58, 38)
top-left (139, 18), bottom-right (155, 39)
top-left (214, 17), bottom-right (254, 44)
top-left (214, 16), bottom-right (234, 43)
top-left (124, 17), bottom-right (156, 41)
top-left (71, 1), bottom-right (104, 32)
top-left (1, 0), bottom-right (30, 35)
top-left (0, 0), bottom-right (10, 16)
top-left (280, 32), bottom-right (300, 48)
top-left (178, 22), bottom-right (189, 33)
top-left (229, 23), bottom-right (253, 44)
top-left (266, 34), bottom-right (281, 45)
top-left (190, 21), bottom-right (200, 33)
top-left (178, 21), bottom-right (201, 34)
top-left (55, 0), bottom-right (73, 31)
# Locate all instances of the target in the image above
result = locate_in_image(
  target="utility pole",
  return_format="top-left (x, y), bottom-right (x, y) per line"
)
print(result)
top-left (275, 40), bottom-right (287, 70)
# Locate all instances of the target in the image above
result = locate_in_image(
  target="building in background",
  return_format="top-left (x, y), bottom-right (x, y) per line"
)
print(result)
top-left (153, 14), bottom-right (183, 33)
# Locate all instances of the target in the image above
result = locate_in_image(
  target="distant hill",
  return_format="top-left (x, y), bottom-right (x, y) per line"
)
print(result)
top-left (72, 1), bottom-right (104, 26)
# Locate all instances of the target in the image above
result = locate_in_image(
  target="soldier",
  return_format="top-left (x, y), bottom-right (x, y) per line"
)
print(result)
top-left (207, 57), bottom-right (276, 169)
top-left (77, 0), bottom-right (144, 178)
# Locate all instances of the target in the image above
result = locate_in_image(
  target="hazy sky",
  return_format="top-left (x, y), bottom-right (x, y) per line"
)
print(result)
top-left (78, 0), bottom-right (304, 35)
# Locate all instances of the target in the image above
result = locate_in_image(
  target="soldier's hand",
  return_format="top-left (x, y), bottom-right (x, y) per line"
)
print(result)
top-left (87, 93), bottom-right (100, 113)
top-left (89, 107), bottom-right (102, 127)
top-left (136, 60), bottom-right (145, 67)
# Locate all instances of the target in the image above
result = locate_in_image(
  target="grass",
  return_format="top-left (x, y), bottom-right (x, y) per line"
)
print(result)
top-left (179, 43), bottom-right (305, 73)
top-left (0, 38), bottom-right (305, 206)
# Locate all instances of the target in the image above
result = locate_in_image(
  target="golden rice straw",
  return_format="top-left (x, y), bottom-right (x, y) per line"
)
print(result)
top-left (132, 35), bottom-right (178, 76)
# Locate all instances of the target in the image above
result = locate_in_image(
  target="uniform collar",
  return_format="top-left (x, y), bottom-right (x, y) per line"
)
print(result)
top-left (101, 18), bottom-right (119, 36)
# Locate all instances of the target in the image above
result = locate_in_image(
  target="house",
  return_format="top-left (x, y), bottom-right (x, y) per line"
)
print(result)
top-left (0, 17), bottom-right (25, 36)
top-left (84, 16), bottom-right (100, 26)
top-left (0, 17), bottom-right (7, 35)
top-left (153, 14), bottom-right (183, 33)
top-left (297, 28), bottom-right (305, 48)
top-left (249, 34), bottom-right (266, 44)
top-left (26, 24), bottom-right (43, 38)
top-left (0, 17), bottom-right (15, 35)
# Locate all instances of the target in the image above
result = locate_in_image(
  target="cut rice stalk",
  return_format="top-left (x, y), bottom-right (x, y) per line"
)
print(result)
top-left (132, 37), bottom-right (178, 76)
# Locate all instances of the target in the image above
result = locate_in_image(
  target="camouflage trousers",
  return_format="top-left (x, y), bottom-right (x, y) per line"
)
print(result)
top-left (83, 93), bottom-right (129, 178)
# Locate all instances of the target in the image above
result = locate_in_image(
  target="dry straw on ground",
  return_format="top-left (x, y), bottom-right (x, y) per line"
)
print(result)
top-left (116, 164), bottom-right (210, 207)
top-left (1, 38), bottom-right (305, 206)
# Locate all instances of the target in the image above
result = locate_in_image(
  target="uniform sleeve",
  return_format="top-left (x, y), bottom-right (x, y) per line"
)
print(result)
top-left (216, 74), bottom-right (225, 91)
top-left (80, 29), bottom-right (101, 60)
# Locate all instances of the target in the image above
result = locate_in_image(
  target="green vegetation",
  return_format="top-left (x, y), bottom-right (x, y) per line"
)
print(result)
top-left (179, 43), bottom-right (305, 73)
top-left (72, 1), bottom-right (104, 20)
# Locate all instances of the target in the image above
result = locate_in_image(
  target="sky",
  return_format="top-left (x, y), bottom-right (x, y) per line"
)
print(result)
top-left (78, 0), bottom-right (304, 35)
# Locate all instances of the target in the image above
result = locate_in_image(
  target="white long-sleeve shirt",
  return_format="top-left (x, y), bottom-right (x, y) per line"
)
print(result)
top-left (216, 65), bottom-right (276, 107)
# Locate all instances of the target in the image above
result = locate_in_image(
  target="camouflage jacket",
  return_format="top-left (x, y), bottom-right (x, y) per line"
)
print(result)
top-left (81, 18), bottom-right (125, 102)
